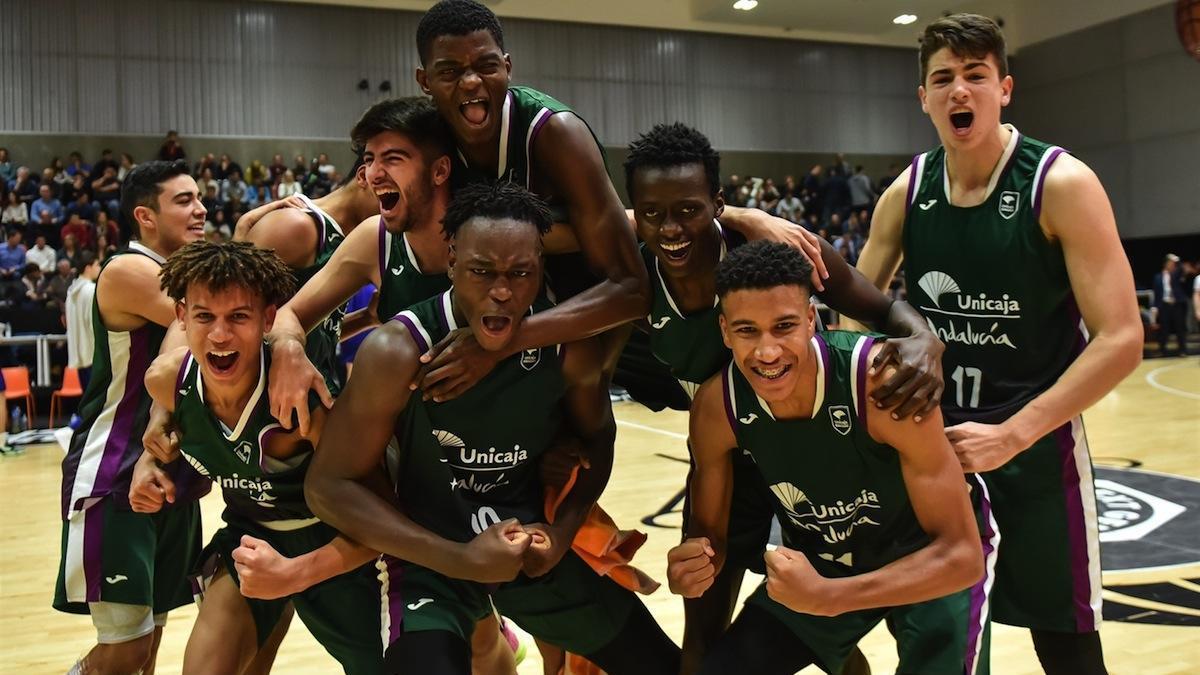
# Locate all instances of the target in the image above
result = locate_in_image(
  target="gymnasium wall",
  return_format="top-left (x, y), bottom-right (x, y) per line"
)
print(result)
top-left (1007, 3), bottom-right (1200, 240)
top-left (0, 0), bottom-right (935, 155)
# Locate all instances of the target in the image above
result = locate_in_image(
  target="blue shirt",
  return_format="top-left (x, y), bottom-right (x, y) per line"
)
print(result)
top-left (0, 243), bottom-right (27, 272)
top-left (31, 198), bottom-right (64, 224)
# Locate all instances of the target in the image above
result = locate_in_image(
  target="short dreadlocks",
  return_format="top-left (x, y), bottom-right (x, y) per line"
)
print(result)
top-left (416, 0), bottom-right (505, 65)
top-left (623, 123), bottom-right (722, 202)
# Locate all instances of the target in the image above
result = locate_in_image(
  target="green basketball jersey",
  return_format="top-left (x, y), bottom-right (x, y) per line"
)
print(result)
top-left (294, 195), bottom-right (346, 394)
top-left (61, 242), bottom-right (209, 517)
top-left (172, 345), bottom-right (316, 523)
top-left (389, 290), bottom-right (565, 542)
top-left (375, 219), bottom-right (452, 322)
top-left (642, 222), bottom-right (746, 393)
top-left (902, 128), bottom-right (1083, 426)
top-left (449, 86), bottom-right (603, 223)
top-left (722, 331), bottom-right (927, 575)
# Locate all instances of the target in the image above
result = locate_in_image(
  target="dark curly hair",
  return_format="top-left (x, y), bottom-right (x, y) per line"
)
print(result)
top-left (715, 240), bottom-right (814, 299)
top-left (120, 160), bottom-right (192, 239)
top-left (441, 182), bottom-right (553, 241)
top-left (160, 241), bottom-right (296, 308)
top-left (416, 0), bottom-right (505, 66)
top-left (623, 123), bottom-right (722, 202)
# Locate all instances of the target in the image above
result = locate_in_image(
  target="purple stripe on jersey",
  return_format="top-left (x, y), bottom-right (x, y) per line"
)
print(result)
top-left (393, 314), bottom-right (429, 353)
top-left (964, 474), bottom-right (997, 673)
top-left (1055, 419), bottom-right (1096, 633)
top-left (904, 154), bottom-right (921, 208)
top-left (721, 364), bottom-right (737, 432)
top-left (854, 337), bottom-right (875, 430)
top-left (378, 220), bottom-right (388, 283)
top-left (89, 327), bottom-right (151, 506)
top-left (83, 501), bottom-right (105, 602)
top-left (1032, 148), bottom-right (1065, 219)
top-left (384, 555), bottom-right (405, 647)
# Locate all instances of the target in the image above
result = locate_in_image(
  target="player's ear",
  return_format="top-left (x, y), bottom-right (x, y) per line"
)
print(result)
top-left (431, 155), bottom-right (451, 186)
top-left (1000, 74), bottom-right (1013, 107)
top-left (174, 300), bottom-right (187, 325)
top-left (354, 163), bottom-right (368, 189)
top-left (503, 54), bottom-right (512, 77)
top-left (806, 298), bottom-right (817, 333)
top-left (918, 85), bottom-right (928, 114)
top-left (415, 67), bottom-right (431, 95)
top-left (718, 312), bottom-right (731, 348)
top-left (447, 242), bottom-right (457, 277)
top-left (713, 190), bottom-right (725, 219)
top-left (262, 304), bottom-right (277, 333)
top-left (133, 205), bottom-right (156, 237)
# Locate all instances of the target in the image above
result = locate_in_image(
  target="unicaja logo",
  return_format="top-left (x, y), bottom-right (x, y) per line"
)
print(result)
top-left (917, 271), bottom-right (961, 308)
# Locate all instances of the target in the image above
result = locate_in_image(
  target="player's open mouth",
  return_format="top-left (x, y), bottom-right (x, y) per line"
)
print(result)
top-left (187, 222), bottom-right (206, 237)
top-left (207, 350), bottom-right (239, 375)
top-left (751, 364), bottom-right (791, 381)
top-left (659, 239), bottom-right (693, 263)
top-left (460, 98), bottom-right (490, 127)
top-left (480, 315), bottom-right (511, 338)
top-left (950, 111), bottom-right (974, 136)
top-left (376, 189), bottom-right (401, 214)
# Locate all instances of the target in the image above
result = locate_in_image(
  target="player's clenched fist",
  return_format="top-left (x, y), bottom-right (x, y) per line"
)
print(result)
top-left (461, 518), bottom-right (533, 584)
top-left (764, 546), bottom-right (839, 617)
top-left (667, 537), bottom-right (717, 598)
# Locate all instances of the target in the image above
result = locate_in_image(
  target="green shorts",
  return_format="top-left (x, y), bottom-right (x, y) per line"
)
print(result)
top-left (198, 516), bottom-right (382, 675)
top-left (54, 496), bottom-right (202, 617)
top-left (381, 551), bottom-right (637, 658)
top-left (981, 417), bottom-right (1103, 633)
top-left (747, 581), bottom-right (991, 675)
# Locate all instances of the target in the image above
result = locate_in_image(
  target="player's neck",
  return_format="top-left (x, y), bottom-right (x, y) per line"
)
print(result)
top-left (202, 362), bottom-right (261, 429)
top-left (405, 198), bottom-right (451, 274)
top-left (764, 341), bottom-right (819, 420)
top-left (459, 133), bottom-right (502, 172)
top-left (943, 124), bottom-right (1012, 193)
top-left (133, 237), bottom-right (172, 261)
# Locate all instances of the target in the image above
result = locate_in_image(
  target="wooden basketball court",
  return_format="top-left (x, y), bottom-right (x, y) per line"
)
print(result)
top-left (2, 356), bottom-right (1197, 673)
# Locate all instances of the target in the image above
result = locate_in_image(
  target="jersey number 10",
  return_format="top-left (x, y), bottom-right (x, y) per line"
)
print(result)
top-left (950, 366), bottom-right (982, 408)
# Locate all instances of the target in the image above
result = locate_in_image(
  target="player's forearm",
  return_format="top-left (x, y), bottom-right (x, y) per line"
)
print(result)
top-left (268, 306), bottom-right (311, 346)
top-left (1004, 325), bottom-right (1142, 449)
top-left (828, 533), bottom-right (982, 615)
top-left (304, 472), bottom-right (468, 576)
top-left (510, 277), bottom-right (646, 353)
top-left (547, 424), bottom-right (615, 538)
top-left (292, 535), bottom-right (378, 591)
top-left (881, 301), bottom-right (935, 341)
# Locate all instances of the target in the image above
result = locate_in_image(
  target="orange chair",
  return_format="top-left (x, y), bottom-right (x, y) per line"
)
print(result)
top-left (1, 366), bottom-right (36, 422)
top-left (50, 367), bottom-right (84, 428)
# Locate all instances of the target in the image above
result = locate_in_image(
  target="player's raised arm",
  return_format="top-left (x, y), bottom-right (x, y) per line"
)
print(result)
top-left (852, 166), bottom-right (912, 294)
top-left (304, 321), bottom-right (528, 583)
top-left (510, 113), bottom-right (649, 347)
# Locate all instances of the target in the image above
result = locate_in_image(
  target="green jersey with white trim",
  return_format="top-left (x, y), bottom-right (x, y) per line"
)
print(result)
top-left (901, 127), bottom-right (1084, 426)
top-left (723, 331), bottom-right (927, 575)
top-left (389, 290), bottom-right (565, 542)
top-left (172, 345), bottom-right (315, 523)
top-left (375, 220), bottom-right (452, 322)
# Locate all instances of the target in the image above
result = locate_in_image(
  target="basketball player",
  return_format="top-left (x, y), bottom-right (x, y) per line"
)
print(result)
top-left (131, 241), bottom-right (382, 674)
top-left (625, 122), bottom-right (950, 672)
top-left (853, 14), bottom-right (1142, 674)
top-left (409, 0), bottom-right (828, 404)
top-left (305, 182), bottom-right (681, 675)
top-left (54, 161), bottom-right (211, 675)
top-left (671, 241), bottom-right (991, 675)
top-left (233, 149), bottom-right (379, 429)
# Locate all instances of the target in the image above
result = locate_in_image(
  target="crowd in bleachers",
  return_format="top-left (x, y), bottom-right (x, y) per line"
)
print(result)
top-left (0, 131), bottom-right (343, 316)
top-left (721, 154), bottom-right (901, 267)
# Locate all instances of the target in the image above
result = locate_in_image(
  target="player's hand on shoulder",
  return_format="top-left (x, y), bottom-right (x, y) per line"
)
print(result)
top-left (519, 522), bottom-right (570, 578)
top-left (666, 537), bottom-right (717, 598)
top-left (764, 546), bottom-right (838, 616)
top-left (868, 335), bottom-right (945, 423)
top-left (462, 518), bottom-right (533, 583)
top-left (129, 453), bottom-right (175, 513)
top-left (267, 335), bottom-right (332, 435)
top-left (232, 535), bottom-right (302, 599)
top-left (412, 328), bottom-right (502, 403)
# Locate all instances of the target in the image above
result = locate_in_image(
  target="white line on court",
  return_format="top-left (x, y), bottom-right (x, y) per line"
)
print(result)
top-left (1145, 362), bottom-right (1200, 401)
top-left (614, 418), bottom-right (688, 440)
